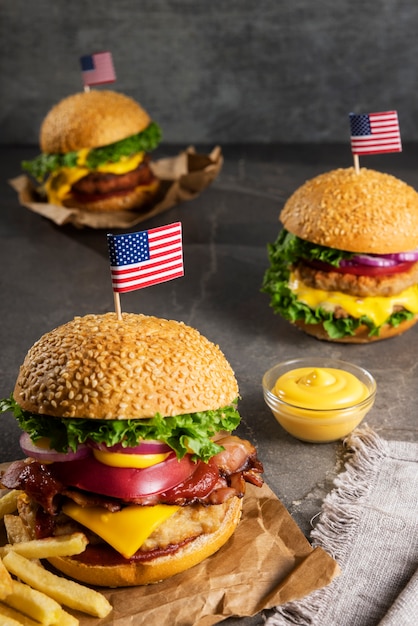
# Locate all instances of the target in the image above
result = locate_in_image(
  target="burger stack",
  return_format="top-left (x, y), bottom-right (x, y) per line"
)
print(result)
top-left (263, 167), bottom-right (418, 342)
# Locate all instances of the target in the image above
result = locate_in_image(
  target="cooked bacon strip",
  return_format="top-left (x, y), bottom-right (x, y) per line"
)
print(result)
top-left (242, 466), bottom-right (264, 488)
top-left (212, 435), bottom-right (257, 473)
top-left (205, 472), bottom-right (246, 505)
top-left (62, 488), bottom-right (122, 512)
top-left (1, 460), bottom-right (63, 515)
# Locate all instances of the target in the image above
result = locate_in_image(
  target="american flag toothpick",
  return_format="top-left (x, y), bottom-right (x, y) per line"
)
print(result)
top-left (349, 110), bottom-right (402, 173)
top-left (80, 51), bottom-right (116, 91)
top-left (107, 223), bottom-right (184, 319)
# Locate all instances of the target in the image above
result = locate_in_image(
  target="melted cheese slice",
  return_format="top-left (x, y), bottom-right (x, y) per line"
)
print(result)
top-left (45, 151), bottom-right (146, 205)
top-left (290, 273), bottom-right (418, 327)
top-left (62, 501), bottom-right (180, 558)
top-left (92, 448), bottom-right (171, 468)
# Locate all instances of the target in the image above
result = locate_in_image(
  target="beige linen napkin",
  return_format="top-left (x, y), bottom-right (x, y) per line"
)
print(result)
top-left (266, 426), bottom-right (418, 626)
top-left (377, 568), bottom-right (418, 625)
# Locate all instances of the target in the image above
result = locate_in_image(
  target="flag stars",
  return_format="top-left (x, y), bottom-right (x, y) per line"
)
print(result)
top-left (350, 114), bottom-right (372, 136)
top-left (107, 232), bottom-right (150, 266)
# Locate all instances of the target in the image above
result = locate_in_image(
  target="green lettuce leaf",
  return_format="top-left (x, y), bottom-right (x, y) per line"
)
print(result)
top-left (0, 396), bottom-right (240, 463)
top-left (267, 229), bottom-right (353, 268)
top-left (22, 121), bottom-right (162, 181)
top-left (261, 229), bottom-right (415, 339)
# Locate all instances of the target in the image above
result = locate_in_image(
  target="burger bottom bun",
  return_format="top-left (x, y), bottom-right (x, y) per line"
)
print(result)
top-left (62, 179), bottom-right (160, 213)
top-left (293, 316), bottom-right (418, 343)
top-left (47, 497), bottom-right (243, 587)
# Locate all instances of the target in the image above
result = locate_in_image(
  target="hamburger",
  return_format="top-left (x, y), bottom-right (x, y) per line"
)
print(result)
top-left (262, 167), bottom-right (418, 343)
top-left (0, 313), bottom-right (263, 587)
top-left (21, 90), bottom-right (162, 212)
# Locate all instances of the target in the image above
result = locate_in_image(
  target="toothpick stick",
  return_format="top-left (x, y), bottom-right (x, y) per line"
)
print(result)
top-left (113, 291), bottom-right (122, 320)
top-left (353, 153), bottom-right (360, 174)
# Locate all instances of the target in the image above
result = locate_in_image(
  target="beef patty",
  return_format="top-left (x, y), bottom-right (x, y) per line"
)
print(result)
top-left (72, 157), bottom-right (155, 196)
top-left (294, 260), bottom-right (418, 298)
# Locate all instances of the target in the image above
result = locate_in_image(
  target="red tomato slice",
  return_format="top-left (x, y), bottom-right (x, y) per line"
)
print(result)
top-left (50, 453), bottom-right (197, 499)
top-left (304, 259), bottom-right (415, 276)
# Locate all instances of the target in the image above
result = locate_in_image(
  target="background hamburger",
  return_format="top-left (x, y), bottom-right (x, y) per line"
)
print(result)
top-left (262, 167), bottom-right (418, 343)
top-left (21, 90), bottom-right (162, 212)
top-left (0, 313), bottom-right (263, 587)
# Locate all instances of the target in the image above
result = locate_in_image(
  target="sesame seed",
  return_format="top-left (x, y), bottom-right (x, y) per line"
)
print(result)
top-left (14, 312), bottom-right (239, 420)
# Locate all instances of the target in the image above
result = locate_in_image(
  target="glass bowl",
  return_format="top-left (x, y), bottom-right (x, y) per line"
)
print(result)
top-left (262, 358), bottom-right (376, 443)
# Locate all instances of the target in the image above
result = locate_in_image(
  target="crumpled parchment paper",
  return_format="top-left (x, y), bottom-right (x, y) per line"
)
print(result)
top-left (9, 146), bottom-right (222, 229)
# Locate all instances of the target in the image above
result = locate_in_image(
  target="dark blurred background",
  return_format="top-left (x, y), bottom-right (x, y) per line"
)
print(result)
top-left (1, 0), bottom-right (418, 146)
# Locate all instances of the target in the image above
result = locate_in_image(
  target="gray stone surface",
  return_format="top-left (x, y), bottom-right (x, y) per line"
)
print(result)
top-left (2, 1), bottom-right (418, 145)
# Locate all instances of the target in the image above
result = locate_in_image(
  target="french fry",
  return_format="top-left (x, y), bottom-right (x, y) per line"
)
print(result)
top-left (0, 600), bottom-right (80, 626)
top-left (54, 608), bottom-right (79, 626)
top-left (0, 616), bottom-right (23, 626)
top-left (0, 602), bottom-right (32, 626)
top-left (0, 614), bottom-right (22, 626)
top-left (0, 558), bottom-right (13, 599)
top-left (3, 551), bottom-right (112, 618)
top-left (0, 491), bottom-right (23, 520)
top-left (3, 515), bottom-right (30, 545)
top-left (0, 601), bottom-right (42, 625)
top-left (0, 533), bottom-right (88, 560)
top-left (0, 617), bottom-right (22, 626)
top-left (5, 579), bottom-right (62, 625)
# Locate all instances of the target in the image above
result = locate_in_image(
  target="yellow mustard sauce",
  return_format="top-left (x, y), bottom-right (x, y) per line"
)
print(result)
top-left (271, 367), bottom-right (371, 442)
top-left (273, 367), bottom-right (369, 409)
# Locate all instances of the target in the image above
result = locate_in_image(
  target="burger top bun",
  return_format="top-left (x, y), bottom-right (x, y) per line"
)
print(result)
top-left (40, 90), bottom-right (152, 154)
top-left (14, 313), bottom-right (239, 420)
top-left (280, 167), bottom-right (418, 255)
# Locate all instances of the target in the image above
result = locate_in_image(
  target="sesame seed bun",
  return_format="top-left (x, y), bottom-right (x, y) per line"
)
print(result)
top-left (14, 313), bottom-right (239, 420)
top-left (46, 496), bottom-right (242, 587)
top-left (280, 167), bottom-right (418, 254)
top-left (40, 90), bottom-right (152, 154)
